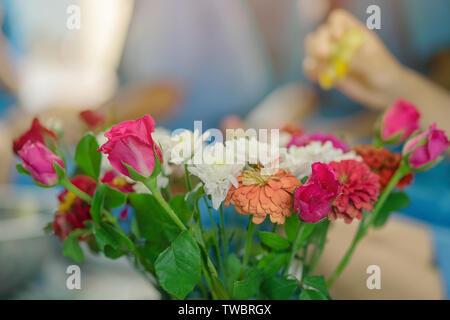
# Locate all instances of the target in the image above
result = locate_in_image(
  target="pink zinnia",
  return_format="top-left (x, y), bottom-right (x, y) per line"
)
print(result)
top-left (329, 160), bottom-right (380, 223)
top-left (287, 132), bottom-right (349, 152)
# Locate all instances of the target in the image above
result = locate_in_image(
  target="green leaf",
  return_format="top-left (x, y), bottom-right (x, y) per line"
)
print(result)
top-left (95, 222), bottom-right (135, 252)
top-left (285, 215), bottom-right (300, 243)
top-left (262, 276), bottom-right (298, 300)
top-left (184, 186), bottom-right (204, 212)
top-left (129, 193), bottom-right (180, 245)
top-left (258, 231), bottom-right (290, 251)
top-left (225, 253), bottom-right (242, 289)
top-left (155, 231), bottom-right (201, 299)
top-left (123, 163), bottom-right (147, 182)
top-left (63, 230), bottom-right (85, 263)
top-left (93, 225), bottom-right (120, 250)
top-left (90, 184), bottom-right (106, 224)
top-left (257, 252), bottom-right (289, 278)
top-left (299, 289), bottom-right (327, 300)
top-left (169, 194), bottom-right (193, 224)
top-left (103, 246), bottom-right (125, 259)
top-left (150, 143), bottom-right (162, 179)
top-left (211, 276), bottom-right (229, 300)
top-left (74, 133), bottom-right (101, 180)
top-left (300, 275), bottom-right (331, 300)
top-left (43, 222), bottom-right (53, 234)
top-left (374, 191), bottom-right (410, 228)
top-left (137, 241), bottom-right (162, 272)
top-left (16, 164), bottom-right (30, 176)
top-left (233, 268), bottom-right (262, 299)
top-left (104, 185), bottom-right (127, 209)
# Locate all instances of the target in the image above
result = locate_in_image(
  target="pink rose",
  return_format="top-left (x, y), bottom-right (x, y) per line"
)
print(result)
top-left (294, 162), bottom-right (340, 223)
top-left (18, 141), bottom-right (65, 186)
top-left (403, 123), bottom-right (450, 169)
top-left (98, 115), bottom-right (163, 178)
top-left (381, 99), bottom-right (420, 143)
top-left (287, 132), bottom-right (349, 152)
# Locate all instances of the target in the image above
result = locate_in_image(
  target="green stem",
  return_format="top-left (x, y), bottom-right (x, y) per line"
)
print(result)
top-left (219, 205), bottom-right (228, 260)
top-left (284, 221), bottom-right (306, 276)
top-left (62, 178), bottom-right (92, 203)
top-left (203, 196), bottom-right (225, 276)
top-left (306, 219), bottom-right (330, 278)
top-left (241, 216), bottom-right (255, 278)
top-left (200, 260), bottom-right (217, 300)
top-left (143, 177), bottom-right (226, 299)
top-left (184, 164), bottom-right (192, 191)
top-left (163, 183), bottom-right (172, 201)
top-left (143, 178), bottom-right (187, 231)
top-left (327, 163), bottom-right (410, 288)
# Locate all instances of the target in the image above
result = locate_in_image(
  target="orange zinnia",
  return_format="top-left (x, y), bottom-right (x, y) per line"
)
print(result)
top-left (225, 169), bottom-right (300, 224)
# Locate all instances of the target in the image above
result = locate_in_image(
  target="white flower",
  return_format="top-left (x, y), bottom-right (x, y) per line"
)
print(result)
top-left (152, 127), bottom-right (174, 175)
top-left (280, 141), bottom-right (360, 180)
top-left (279, 131), bottom-right (292, 148)
top-left (188, 142), bottom-right (244, 209)
top-left (170, 129), bottom-right (210, 165)
top-left (224, 137), bottom-right (281, 172)
top-left (96, 130), bottom-right (114, 172)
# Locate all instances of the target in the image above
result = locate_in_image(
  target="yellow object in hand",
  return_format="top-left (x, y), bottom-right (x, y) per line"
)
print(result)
top-left (319, 28), bottom-right (364, 90)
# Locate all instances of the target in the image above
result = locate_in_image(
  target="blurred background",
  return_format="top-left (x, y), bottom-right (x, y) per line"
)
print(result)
top-left (0, 0), bottom-right (449, 299)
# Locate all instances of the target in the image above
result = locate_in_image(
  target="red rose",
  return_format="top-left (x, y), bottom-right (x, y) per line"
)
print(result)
top-left (80, 109), bottom-right (106, 129)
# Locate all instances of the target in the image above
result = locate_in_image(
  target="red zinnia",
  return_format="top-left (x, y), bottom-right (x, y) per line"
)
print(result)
top-left (354, 145), bottom-right (413, 190)
top-left (53, 175), bottom-right (97, 241)
top-left (329, 160), bottom-right (380, 223)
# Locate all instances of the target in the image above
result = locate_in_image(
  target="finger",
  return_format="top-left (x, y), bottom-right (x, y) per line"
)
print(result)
top-left (314, 25), bottom-right (333, 59)
top-left (303, 56), bottom-right (319, 81)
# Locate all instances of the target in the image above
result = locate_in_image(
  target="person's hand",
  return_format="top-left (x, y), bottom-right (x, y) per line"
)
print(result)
top-left (303, 9), bottom-right (404, 109)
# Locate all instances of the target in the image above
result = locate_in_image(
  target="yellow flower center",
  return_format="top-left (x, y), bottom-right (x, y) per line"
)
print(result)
top-left (112, 177), bottom-right (128, 188)
top-left (58, 191), bottom-right (77, 213)
top-left (241, 170), bottom-right (278, 186)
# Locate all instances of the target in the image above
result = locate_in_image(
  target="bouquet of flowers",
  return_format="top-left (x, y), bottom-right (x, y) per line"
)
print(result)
top-left (12, 100), bottom-right (449, 300)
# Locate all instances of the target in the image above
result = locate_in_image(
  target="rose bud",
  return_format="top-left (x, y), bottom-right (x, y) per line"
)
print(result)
top-left (294, 162), bottom-right (340, 223)
top-left (98, 114), bottom-right (163, 179)
top-left (403, 123), bottom-right (450, 170)
top-left (13, 118), bottom-right (58, 155)
top-left (80, 109), bottom-right (106, 130)
top-left (379, 99), bottom-right (420, 144)
top-left (18, 141), bottom-right (65, 186)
